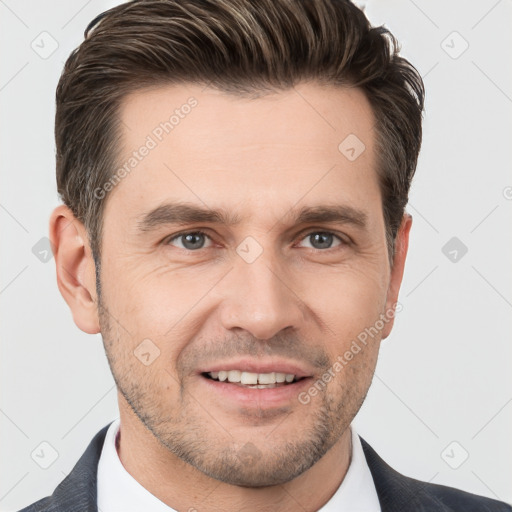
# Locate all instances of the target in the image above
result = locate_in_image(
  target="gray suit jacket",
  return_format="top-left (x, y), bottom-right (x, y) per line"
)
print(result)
top-left (18, 421), bottom-right (512, 511)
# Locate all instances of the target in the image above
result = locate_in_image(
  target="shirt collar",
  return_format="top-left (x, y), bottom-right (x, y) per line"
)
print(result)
top-left (318, 425), bottom-right (381, 511)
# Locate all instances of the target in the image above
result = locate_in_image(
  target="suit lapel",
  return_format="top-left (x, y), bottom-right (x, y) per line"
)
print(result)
top-left (44, 422), bottom-right (111, 512)
top-left (360, 436), bottom-right (451, 512)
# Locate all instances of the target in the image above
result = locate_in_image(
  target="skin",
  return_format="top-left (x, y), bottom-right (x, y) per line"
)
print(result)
top-left (50, 82), bottom-right (412, 511)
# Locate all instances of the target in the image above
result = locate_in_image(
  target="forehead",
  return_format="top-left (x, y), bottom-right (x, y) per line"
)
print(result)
top-left (105, 82), bottom-right (380, 231)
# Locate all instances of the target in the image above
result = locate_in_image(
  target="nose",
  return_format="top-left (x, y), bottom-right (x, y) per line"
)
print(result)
top-left (218, 250), bottom-right (306, 341)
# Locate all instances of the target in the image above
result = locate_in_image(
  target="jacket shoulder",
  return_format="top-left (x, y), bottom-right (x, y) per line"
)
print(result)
top-left (360, 436), bottom-right (512, 512)
top-left (399, 470), bottom-right (511, 511)
top-left (17, 422), bottom-right (112, 512)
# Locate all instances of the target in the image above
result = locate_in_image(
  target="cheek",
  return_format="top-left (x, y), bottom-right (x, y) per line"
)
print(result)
top-left (103, 256), bottom-right (202, 325)
top-left (300, 264), bottom-right (389, 339)
top-left (101, 259), bottom-right (226, 368)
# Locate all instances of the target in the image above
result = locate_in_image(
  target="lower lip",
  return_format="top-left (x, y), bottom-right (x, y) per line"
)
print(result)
top-left (199, 375), bottom-right (312, 407)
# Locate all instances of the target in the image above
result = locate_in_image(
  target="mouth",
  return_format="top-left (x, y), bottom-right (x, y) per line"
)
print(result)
top-left (198, 363), bottom-right (314, 408)
top-left (202, 370), bottom-right (305, 389)
top-left (196, 358), bottom-right (316, 408)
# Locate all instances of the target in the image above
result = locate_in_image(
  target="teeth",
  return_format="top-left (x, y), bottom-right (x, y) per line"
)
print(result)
top-left (241, 372), bottom-right (258, 385)
top-left (207, 371), bottom-right (297, 385)
top-left (258, 372), bottom-right (275, 384)
top-left (227, 370), bottom-right (241, 383)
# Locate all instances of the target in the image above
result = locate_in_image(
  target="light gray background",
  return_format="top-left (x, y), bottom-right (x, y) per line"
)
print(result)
top-left (1, 0), bottom-right (511, 510)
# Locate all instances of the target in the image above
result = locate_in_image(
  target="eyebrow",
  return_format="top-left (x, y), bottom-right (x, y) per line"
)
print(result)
top-left (136, 202), bottom-right (368, 233)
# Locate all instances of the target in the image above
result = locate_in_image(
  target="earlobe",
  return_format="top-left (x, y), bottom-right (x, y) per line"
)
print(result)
top-left (381, 213), bottom-right (413, 339)
top-left (49, 205), bottom-right (100, 334)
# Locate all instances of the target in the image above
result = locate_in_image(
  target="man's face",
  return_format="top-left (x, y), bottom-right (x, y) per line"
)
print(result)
top-left (95, 82), bottom-right (404, 486)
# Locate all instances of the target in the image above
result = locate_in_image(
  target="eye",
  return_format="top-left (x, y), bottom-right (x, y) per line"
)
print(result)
top-left (296, 231), bottom-right (345, 251)
top-left (165, 231), bottom-right (213, 250)
top-left (163, 229), bottom-right (347, 252)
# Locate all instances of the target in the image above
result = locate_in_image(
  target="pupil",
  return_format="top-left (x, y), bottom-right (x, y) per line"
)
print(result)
top-left (311, 232), bottom-right (332, 249)
top-left (183, 233), bottom-right (204, 250)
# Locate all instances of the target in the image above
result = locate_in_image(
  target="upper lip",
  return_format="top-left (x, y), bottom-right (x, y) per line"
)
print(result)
top-left (198, 358), bottom-right (314, 379)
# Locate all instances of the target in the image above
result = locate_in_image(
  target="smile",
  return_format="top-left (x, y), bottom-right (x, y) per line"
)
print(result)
top-left (204, 370), bottom-right (301, 388)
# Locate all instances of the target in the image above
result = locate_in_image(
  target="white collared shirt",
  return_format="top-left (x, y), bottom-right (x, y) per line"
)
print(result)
top-left (97, 418), bottom-right (381, 511)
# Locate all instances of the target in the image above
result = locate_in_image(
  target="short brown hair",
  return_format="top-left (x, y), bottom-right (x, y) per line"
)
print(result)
top-left (55, 0), bottom-right (424, 274)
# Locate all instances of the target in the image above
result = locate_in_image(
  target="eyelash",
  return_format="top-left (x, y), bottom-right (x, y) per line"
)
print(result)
top-left (163, 229), bottom-right (349, 252)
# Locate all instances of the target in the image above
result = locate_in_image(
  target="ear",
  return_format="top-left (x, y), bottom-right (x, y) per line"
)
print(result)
top-left (381, 213), bottom-right (412, 339)
top-left (49, 205), bottom-right (100, 334)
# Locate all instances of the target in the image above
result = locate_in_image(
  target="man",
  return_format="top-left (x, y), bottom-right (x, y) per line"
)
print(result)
top-left (19, 0), bottom-right (511, 511)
